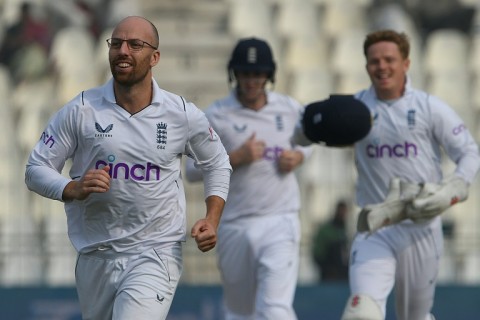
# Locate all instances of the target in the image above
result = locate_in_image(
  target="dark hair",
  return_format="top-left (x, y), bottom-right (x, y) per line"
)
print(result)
top-left (363, 30), bottom-right (410, 60)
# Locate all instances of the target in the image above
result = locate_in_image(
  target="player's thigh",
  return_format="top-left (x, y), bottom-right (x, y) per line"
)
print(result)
top-left (217, 222), bottom-right (254, 286)
top-left (113, 245), bottom-right (182, 320)
top-left (75, 253), bottom-right (118, 320)
top-left (349, 233), bottom-right (396, 316)
top-left (254, 215), bottom-right (300, 319)
top-left (256, 215), bottom-right (300, 292)
top-left (218, 222), bottom-right (256, 313)
top-left (394, 225), bottom-right (442, 320)
top-left (255, 239), bottom-right (299, 319)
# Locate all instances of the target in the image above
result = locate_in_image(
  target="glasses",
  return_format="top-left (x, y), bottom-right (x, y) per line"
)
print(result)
top-left (106, 38), bottom-right (157, 51)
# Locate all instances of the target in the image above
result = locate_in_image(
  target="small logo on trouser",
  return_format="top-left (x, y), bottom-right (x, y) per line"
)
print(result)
top-left (157, 294), bottom-right (164, 303)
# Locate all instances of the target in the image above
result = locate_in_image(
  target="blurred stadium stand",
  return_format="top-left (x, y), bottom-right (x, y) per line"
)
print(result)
top-left (1, 0), bottom-right (480, 313)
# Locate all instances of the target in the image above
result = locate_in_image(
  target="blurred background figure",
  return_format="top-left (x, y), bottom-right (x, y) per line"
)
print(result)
top-left (186, 37), bottom-right (312, 319)
top-left (311, 199), bottom-right (351, 283)
top-left (0, 2), bottom-right (52, 84)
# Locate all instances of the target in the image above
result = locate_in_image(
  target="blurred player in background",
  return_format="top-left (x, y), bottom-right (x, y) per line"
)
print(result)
top-left (186, 37), bottom-right (312, 319)
top-left (340, 29), bottom-right (480, 320)
top-left (311, 199), bottom-right (350, 282)
top-left (24, 16), bottom-right (231, 320)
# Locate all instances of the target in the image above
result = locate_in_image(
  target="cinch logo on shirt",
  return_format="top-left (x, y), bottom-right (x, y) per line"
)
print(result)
top-left (95, 155), bottom-right (160, 181)
top-left (40, 131), bottom-right (55, 148)
top-left (366, 141), bottom-right (418, 158)
top-left (263, 146), bottom-right (284, 161)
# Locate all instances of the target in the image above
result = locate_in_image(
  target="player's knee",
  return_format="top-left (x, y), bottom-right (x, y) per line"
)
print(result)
top-left (341, 294), bottom-right (383, 320)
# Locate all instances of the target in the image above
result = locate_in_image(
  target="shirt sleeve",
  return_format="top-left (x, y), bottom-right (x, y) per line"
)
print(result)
top-left (184, 102), bottom-right (231, 201)
top-left (430, 95), bottom-right (480, 184)
top-left (25, 101), bottom-right (78, 201)
top-left (184, 156), bottom-right (204, 182)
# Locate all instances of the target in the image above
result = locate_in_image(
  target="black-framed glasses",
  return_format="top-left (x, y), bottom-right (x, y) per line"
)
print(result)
top-left (106, 38), bottom-right (158, 51)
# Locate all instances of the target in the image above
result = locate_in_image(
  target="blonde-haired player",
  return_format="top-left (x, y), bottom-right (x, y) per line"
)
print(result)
top-left (340, 30), bottom-right (480, 320)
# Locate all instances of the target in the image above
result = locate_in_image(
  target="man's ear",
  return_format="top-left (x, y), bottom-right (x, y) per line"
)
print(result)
top-left (151, 50), bottom-right (160, 67)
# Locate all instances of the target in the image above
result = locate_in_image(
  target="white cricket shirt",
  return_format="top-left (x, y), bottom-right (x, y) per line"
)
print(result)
top-left (354, 81), bottom-right (480, 207)
top-left (25, 78), bottom-right (231, 253)
top-left (204, 90), bottom-right (311, 222)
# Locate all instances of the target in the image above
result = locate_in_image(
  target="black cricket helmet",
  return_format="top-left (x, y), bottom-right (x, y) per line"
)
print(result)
top-left (228, 37), bottom-right (276, 83)
top-left (300, 95), bottom-right (372, 147)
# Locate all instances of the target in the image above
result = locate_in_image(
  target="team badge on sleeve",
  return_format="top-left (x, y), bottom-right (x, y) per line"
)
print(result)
top-left (208, 126), bottom-right (219, 141)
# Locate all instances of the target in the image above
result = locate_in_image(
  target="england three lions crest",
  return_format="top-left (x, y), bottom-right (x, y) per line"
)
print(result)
top-left (156, 122), bottom-right (167, 149)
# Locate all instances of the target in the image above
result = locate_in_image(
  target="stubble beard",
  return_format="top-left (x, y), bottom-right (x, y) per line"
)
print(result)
top-left (111, 67), bottom-right (150, 87)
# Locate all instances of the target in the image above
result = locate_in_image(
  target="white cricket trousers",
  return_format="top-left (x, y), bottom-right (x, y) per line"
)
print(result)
top-left (75, 243), bottom-right (182, 320)
top-left (217, 214), bottom-right (300, 320)
top-left (348, 218), bottom-right (443, 320)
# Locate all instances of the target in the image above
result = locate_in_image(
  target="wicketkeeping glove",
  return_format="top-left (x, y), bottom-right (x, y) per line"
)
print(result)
top-left (357, 178), bottom-right (421, 234)
top-left (406, 175), bottom-right (468, 222)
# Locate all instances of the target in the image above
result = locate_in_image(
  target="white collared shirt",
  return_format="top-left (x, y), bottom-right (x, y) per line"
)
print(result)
top-left (25, 78), bottom-right (231, 253)
top-left (354, 81), bottom-right (480, 206)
